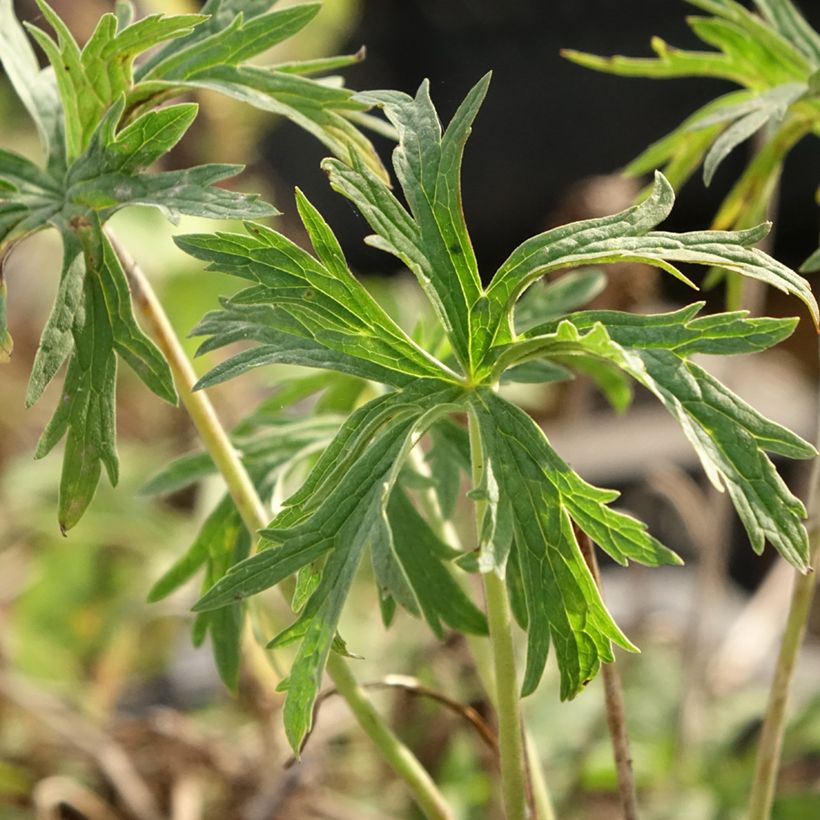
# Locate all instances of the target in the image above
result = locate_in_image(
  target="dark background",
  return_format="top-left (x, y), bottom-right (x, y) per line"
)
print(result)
top-left (264, 0), bottom-right (820, 280)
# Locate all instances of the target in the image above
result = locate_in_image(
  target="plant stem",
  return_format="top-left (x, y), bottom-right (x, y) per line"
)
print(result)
top-left (410, 448), bottom-right (555, 819)
top-left (111, 232), bottom-right (454, 820)
top-left (325, 655), bottom-right (454, 820)
top-left (578, 532), bottom-right (639, 820)
top-left (468, 412), bottom-right (529, 820)
top-left (748, 368), bottom-right (820, 820)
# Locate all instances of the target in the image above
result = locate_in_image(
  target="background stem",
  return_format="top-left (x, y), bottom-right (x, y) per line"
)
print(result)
top-left (748, 361), bottom-right (820, 820)
top-left (578, 532), bottom-right (640, 820)
top-left (111, 232), bottom-right (454, 820)
top-left (468, 412), bottom-right (529, 820)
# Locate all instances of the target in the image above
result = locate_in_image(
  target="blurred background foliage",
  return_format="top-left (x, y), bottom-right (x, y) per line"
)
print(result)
top-left (1, 1), bottom-right (820, 818)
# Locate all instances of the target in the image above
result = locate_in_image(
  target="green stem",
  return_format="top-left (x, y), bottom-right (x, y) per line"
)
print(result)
top-left (326, 654), bottom-right (454, 820)
top-left (112, 233), bottom-right (454, 820)
top-left (748, 370), bottom-right (820, 820)
top-left (468, 411), bottom-right (529, 820)
top-left (411, 448), bottom-right (555, 819)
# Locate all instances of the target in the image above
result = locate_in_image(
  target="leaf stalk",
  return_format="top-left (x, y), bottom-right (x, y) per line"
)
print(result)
top-left (109, 231), bottom-right (454, 820)
top-left (468, 411), bottom-right (530, 820)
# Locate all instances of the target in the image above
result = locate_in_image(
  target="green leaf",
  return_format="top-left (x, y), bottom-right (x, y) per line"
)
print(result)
top-left (506, 317), bottom-right (814, 569)
top-left (178, 203), bottom-right (460, 387)
top-left (800, 245), bottom-right (820, 273)
top-left (562, 40), bottom-right (752, 86)
top-left (195, 383), bottom-right (460, 750)
top-left (26, 232), bottom-right (85, 406)
top-left (354, 75), bottom-right (491, 370)
top-left (753, 0), bottom-right (820, 63)
top-left (141, 451), bottom-right (215, 497)
top-left (700, 83), bottom-right (806, 185)
top-left (514, 269), bottom-right (607, 333)
top-left (81, 218), bottom-right (176, 404)
top-left (687, 11), bottom-right (810, 85)
top-left (68, 163), bottom-right (276, 222)
top-left (114, 1), bottom-right (135, 31)
top-left (135, 0), bottom-right (282, 79)
top-left (481, 172), bottom-right (678, 354)
top-left (0, 149), bottom-right (62, 248)
top-left (34, 252), bottom-right (118, 533)
top-left (148, 496), bottom-right (232, 603)
top-left (101, 13), bottom-right (206, 62)
top-left (482, 173), bottom-right (819, 363)
top-left (0, 0), bottom-right (65, 163)
top-left (197, 502), bottom-right (250, 691)
top-left (141, 4), bottom-right (320, 81)
top-left (100, 103), bottom-right (199, 174)
top-left (0, 149), bottom-right (61, 194)
top-left (633, 350), bottom-right (814, 568)
top-left (426, 419), bottom-right (470, 520)
top-left (469, 390), bottom-right (639, 699)
top-left (24, 1), bottom-right (205, 158)
top-left (387, 489), bottom-right (488, 638)
top-left (524, 302), bottom-right (798, 357)
top-left (29, 220), bottom-right (175, 530)
top-left (23, 3), bottom-right (89, 161)
top-left (624, 89), bottom-right (753, 187)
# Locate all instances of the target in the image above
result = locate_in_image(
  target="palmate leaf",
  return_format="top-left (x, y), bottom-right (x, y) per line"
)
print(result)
top-left (184, 74), bottom-right (816, 737)
top-left (0, 0), bottom-right (392, 529)
top-left (23, 0), bottom-right (206, 161)
top-left (30, 219), bottom-right (177, 531)
top-left (146, 408), bottom-right (343, 687)
top-left (129, 1), bottom-right (387, 181)
top-left (469, 389), bottom-right (644, 699)
top-left (178, 189), bottom-right (461, 387)
top-left (479, 172), bottom-right (818, 365)
top-left (0, 0), bottom-right (67, 172)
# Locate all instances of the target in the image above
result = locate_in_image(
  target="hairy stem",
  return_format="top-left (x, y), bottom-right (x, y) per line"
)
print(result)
top-left (410, 448), bottom-right (555, 819)
top-left (112, 233), bottom-right (454, 820)
top-left (468, 412), bottom-right (529, 820)
top-left (578, 532), bottom-right (639, 820)
top-left (749, 362), bottom-right (820, 820)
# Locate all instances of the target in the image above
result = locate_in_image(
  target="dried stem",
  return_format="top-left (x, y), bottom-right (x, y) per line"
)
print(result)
top-left (578, 532), bottom-right (639, 820)
top-left (0, 670), bottom-right (162, 820)
top-left (111, 233), bottom-right (454, 820)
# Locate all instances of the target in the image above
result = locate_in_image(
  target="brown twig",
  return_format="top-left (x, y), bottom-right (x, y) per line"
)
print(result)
top-left (287, 673), bottom-right (499, 767)
top-left (646, 465), bottom-right (731, 751)
top-left (577, 530), bottom-right (640, 820)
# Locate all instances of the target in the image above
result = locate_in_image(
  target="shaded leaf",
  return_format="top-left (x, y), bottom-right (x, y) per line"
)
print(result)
top-left (469, 390), bottom-right (638, 698)
top-left (387, 489), bottom-right (488, 638)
